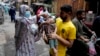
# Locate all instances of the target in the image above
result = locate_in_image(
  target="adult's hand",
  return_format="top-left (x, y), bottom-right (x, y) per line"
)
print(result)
top-left (84, 38), bottom-right (90, 43)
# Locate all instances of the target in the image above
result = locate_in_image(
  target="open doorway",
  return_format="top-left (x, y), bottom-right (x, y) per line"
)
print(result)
top-left (86, 0), bottom-right (100, 16)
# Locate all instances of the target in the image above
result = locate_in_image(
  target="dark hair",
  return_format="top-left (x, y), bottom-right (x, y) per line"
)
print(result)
top-left (23, 2), bottom-right (27, 5)
top-left (60, 4), bottom-right (72, 13)
top-left (76, 9), bottom-right (85, 16)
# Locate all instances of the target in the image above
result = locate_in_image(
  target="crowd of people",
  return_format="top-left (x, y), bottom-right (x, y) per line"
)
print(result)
top-left (9, 2), bottom-right (100, 56)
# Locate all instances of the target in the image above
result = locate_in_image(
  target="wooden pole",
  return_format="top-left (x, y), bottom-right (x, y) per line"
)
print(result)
top-left (83, 1), bottom-right (86, 10)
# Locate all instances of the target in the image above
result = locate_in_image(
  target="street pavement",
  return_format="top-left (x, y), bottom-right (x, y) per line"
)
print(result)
top-left (0, 12), bottom-right (50, 56)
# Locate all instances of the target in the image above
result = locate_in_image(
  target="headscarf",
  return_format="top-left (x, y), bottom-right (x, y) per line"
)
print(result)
top-left (20, 4), bottom-right (29, 16)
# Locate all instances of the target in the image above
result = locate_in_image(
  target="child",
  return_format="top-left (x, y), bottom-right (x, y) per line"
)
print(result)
top-left (39, 13), bottom-right (58, 56)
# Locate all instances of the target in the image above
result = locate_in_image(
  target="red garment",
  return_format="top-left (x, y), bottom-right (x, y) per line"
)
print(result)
top-left (36, 7), bottom-right (43, 15)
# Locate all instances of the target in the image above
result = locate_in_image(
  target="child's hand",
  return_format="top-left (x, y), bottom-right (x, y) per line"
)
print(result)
top-left (47, 19), bottom-right (54, 24)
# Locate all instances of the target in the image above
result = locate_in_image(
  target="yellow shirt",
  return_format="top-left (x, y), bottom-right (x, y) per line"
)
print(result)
top-left (56, 17), bottom-right (76, 56)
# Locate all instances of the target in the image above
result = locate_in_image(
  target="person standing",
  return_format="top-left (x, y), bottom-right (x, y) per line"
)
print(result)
top-left (15, 5), bottom-right (37, 56)
top-left (49, 5), bottom-right (76, 56)
top-left (9, 6), bottom-right (16, 22)
top-left (3, 5), bottom-right (10, 19)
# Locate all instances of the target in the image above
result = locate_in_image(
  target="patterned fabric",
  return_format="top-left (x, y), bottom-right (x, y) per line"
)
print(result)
top-left (42, 24), bottom-right (55, 36)
top-left (40, 23), bottom-right (55, 35)
top-left (39, 23), bottom-right (56, 44)
top-left (15, 17), bottom-right (37, 56)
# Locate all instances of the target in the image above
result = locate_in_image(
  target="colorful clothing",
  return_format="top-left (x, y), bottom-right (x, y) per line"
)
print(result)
top-left (42, 24), bottom-right (57, 48)
top-left (56, 17), bottom-right (76, 56)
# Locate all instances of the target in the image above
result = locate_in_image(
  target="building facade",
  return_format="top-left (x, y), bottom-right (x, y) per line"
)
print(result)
top-left (52, 0), bottom-right (86, 16)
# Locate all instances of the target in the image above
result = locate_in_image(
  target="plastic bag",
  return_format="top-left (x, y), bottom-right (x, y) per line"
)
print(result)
top-left (87, 41), bottom-right (97, 56)
top-left (87, 33), bottom-right (97, 56)
top-left (30, 24), bottom-right (38, 34)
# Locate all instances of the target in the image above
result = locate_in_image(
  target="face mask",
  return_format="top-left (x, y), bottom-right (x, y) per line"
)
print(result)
top-left (25, 11), bottom-right (31, 18)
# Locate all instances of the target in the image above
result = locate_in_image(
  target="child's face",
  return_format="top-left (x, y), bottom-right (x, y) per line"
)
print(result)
top-left (42, 14), bottom-right (48, 18)
top-left (41, 14), bottom-right (48, 20)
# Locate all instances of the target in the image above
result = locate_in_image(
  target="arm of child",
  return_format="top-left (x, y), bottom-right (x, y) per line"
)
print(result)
top-left (54, 26), bottom-right (57, 34)
top-left (42, 31), bottom-right (49, 44)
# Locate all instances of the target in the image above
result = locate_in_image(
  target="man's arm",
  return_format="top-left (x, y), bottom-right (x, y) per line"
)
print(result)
top-left (42, 31), bottom-right (49, 44)
top-left (52, 27), bottom-right (76, 48)
top-left (73, 22), bottom-right (88, 41)
top-left (56, 35), bottom-right (74, 48)
top-left (72, 20), bottom-right (83, 37)
top-left (82, 21), bottom-right (93, 33)
top-left (73, 20), bottom-right (90, 42)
